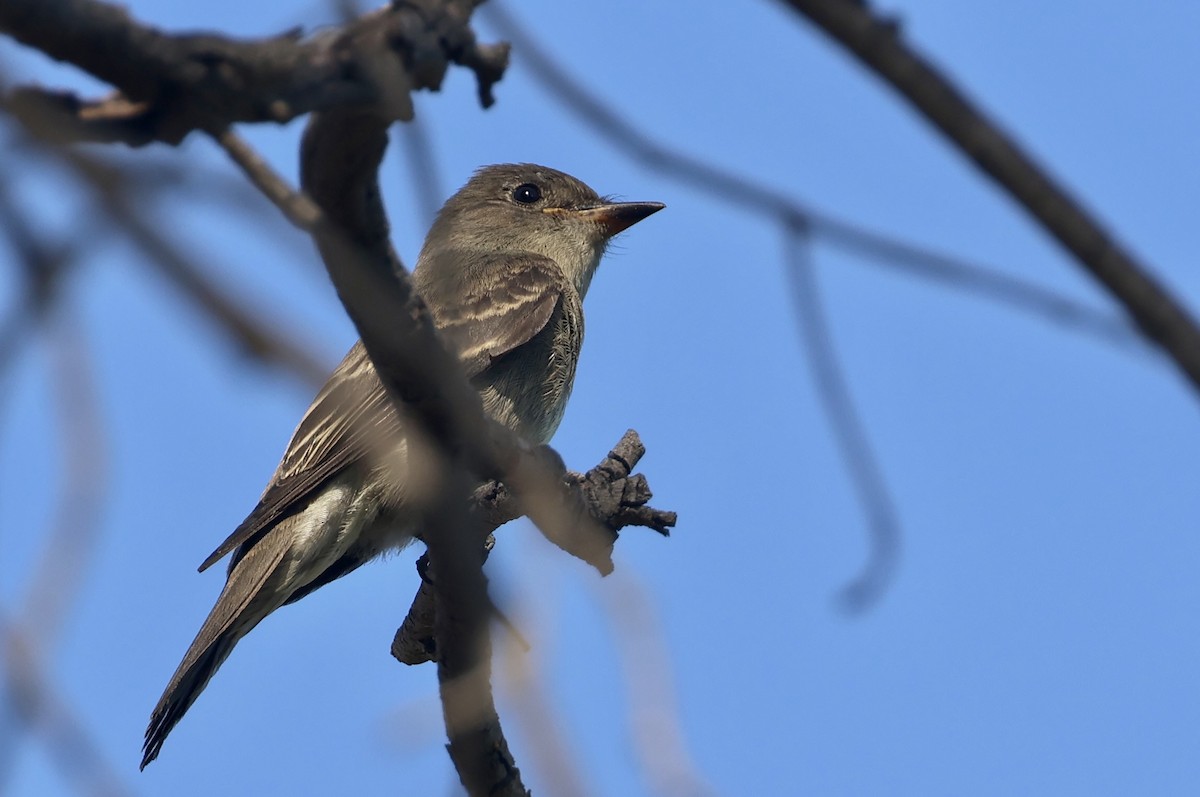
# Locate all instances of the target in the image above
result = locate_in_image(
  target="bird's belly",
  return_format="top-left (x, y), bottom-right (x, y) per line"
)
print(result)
top-left (478, 364), bottom-right (573, 445)
top-left (476, 303), bottom-right (581, 444)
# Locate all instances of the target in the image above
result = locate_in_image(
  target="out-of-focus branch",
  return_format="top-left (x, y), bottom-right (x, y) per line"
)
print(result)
top-left (775, 0), bottom-right (1200, 392)
top-left (86, 156), bottom-right (332, 387)
top-left (786, 227), bottom-right (898, 612)
top-left (0, 0), bottom-right (508, 146)
top-left (0, 103), bottom-right (334, 387)
top-left (0, 173), bottom-right (97, 794)
top-left (594, 571), bottom-right (718, 797)
top-left (396, 113), bottom-right (444, 230)
top-left (480, 1), bottom-right (1139, 351)
top-left (0, 174), bottom-right (75, 381)
top-left (19, 315), bottom-right (108, 653)
top-left (0, 315), bottom-right (109, 795)
top-left (1, 615), bottom-right (135, 797)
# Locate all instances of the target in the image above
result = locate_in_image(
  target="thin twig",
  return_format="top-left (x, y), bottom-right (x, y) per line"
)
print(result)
top-left (786, 226), bottom-right (899, 613)
top-left (593, 571), bottom-right (719, 797)
top-left (20, 312), bottom-right (109, 654)
top-left (17, 132), bottom-right (333, 388)
top-left (212, 129), bottom-right (325, 233)
top-left (0, 0), bottom-right (508, 145)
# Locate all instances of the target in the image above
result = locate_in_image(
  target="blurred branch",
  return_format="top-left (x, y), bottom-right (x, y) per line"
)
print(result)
top-left (395, 112), bottom-right (444, 230)
top-left (1, 615), bottom-right (135, 797)
top-left (20, 313), bottom-right (108, 654)
top-left (594, 571), bottom-right (718, 797)
top-left (0, 175), bottom-right (72, 382)
top-left (786, 226), bottom-right (898, 612)
top-left (480, 1), bottom-right (1139, 351)
top-left (495, 603), bottom-right (595, 797)
top-left (775, 0), bottom-right (1200, 393)
top-left (0, 174), bottom-right (95, 795)
top-left (1, 104), bottom-right (334, 387)
top-left (0, 302), bottom-right (34, 389)
top-left (0, 314), bottom-right (108, 796)
top-left (0, 0), bottom-right (509, 145)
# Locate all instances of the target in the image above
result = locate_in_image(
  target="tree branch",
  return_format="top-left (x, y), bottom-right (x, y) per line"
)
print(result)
top-left (392, 430), bottom-right (675, 666)
top-left (0, 0), bottom-right (508, 145)
top-left (776, 0), bottom-right (1200, 394)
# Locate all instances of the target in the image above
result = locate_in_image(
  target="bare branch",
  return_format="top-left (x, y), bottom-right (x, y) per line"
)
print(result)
top-left (213, 128), bottom-right (325, 232)
top-left (396, 114), bottom-right (445, 230)
top-left (20, 314), bottom-right (109, 654)
top-left (775, 0), bottom-right (1200, 393)
top-left (594, 571), bottom-right (719, 797)
top-left (0, 106), bottom-right (334, 387)
top-left (0, 0), bottom-right (509, 145)
top-left (392, 430), bottom-right (675, 666)
top-left (786, 227), bottom-right (898, 612)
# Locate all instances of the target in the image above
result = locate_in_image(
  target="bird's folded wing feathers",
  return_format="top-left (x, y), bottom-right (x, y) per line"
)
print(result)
top-left (431, 252), bottom-right (566, 379)
top-left (198, 253), bottom-right (565, 572)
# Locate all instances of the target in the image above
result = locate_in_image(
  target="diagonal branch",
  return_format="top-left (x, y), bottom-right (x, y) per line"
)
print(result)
top-left (775, 0), bottom-right (1200, 393)
top-left (786, 226), bottom-right (898, 612)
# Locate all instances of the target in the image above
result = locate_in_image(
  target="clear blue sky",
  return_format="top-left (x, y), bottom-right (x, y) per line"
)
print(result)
top-left (3, 1), bottom-right (1200, 795)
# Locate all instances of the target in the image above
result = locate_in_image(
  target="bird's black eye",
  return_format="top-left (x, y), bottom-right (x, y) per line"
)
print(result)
top-left (512, 183), bottom-right (542, 204)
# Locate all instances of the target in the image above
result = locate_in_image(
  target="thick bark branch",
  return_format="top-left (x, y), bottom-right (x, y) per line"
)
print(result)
top-left (393, 430), bottom-right (675, 666)
top-left (0, 0), bottom-right (508, 145)
top-left (777, 0), bottom-right (1200, 395)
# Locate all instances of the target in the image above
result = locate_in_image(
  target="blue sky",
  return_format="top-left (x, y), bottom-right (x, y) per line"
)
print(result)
top-left (3, 1), bottom-right (1200, 795)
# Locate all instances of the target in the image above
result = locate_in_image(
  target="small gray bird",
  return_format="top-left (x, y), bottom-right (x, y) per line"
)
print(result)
top-left (141, 164), bottom-right (663, 767)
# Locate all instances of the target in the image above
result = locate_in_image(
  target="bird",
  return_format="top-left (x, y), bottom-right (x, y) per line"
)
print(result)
top-left (140, 164), bottom-right (663, 768)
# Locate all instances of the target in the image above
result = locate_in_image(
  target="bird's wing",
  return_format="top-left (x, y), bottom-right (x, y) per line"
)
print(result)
top-left (430, 251), bottom-right (568, 380)
top-left (198, 253), bottom-right (565, 572)
top-left (198, 342), bottom-right (394, 571)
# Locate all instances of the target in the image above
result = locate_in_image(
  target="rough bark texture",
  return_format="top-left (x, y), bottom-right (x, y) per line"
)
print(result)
top-left (393, 430), bottom-right (674, 666)
top-left (0, 0), bottom-right (508, 145)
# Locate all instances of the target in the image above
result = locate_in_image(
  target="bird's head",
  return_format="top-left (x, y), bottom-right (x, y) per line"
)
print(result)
top-left (418, 163), bottom-right (663, 297)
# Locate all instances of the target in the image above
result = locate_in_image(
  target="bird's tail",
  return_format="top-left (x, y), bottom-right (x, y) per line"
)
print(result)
top-left (141, 620), bottom-right (242, 769)
top-left (141, 534), bottom-right (292, 769)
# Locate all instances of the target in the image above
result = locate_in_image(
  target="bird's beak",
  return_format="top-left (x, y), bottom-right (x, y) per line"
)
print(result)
top-left (548, 201), bottom-right (665, 236)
